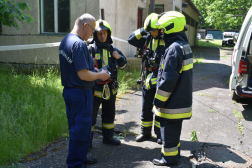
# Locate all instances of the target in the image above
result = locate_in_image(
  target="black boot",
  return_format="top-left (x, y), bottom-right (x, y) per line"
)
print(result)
top-left (152, 158), bottom-right (178, 166)
top-left (103, 137), bottom-right (121, 145)
top-left (84, 156), bottom-right (98, 165)
top-left (88, 132), bottom-right (93, 152)
top-left (156, 134), bottom-right (162, 144)
top-left (135, 134), bottom-right (151, 142)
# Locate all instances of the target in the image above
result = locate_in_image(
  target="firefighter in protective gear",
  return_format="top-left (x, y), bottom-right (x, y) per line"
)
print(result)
top-left (152, 11), bottom-right (193, 166)
top-left (88, 19), bottom-right (127, 147)
top-left (127, 13), bottom-right (165, 144)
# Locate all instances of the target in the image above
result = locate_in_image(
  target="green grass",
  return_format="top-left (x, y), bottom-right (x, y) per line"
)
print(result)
top-left (198, 39), bottom-right (222, 48)
top-left (0, 66), bottom-right (139, 166)
top-left (117, 69), bottom-right (140, 95)
top-left (0, 66), bottom-right (67, 166)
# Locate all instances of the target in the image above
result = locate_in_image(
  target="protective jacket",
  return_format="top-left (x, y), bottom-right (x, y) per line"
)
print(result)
top-left (88, 42), bottom-right (127, 100)
top-left (128, 27), bottom-right (165, 90)
top-left (153, 32), bottom-right (193, 120)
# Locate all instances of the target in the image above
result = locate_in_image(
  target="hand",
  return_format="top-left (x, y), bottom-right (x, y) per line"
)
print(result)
top-left (94, 67), bottom-right (99, 72)
top-left (99, 70), bottom-right (110, 81)
top-left (155, 106), bottom-right (160, 109)
top-left (112, 51), bottom-right (120, 59)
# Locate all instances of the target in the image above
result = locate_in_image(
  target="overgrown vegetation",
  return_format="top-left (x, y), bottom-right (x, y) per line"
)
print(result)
top-left (117, 69), bottom-right (140, 95)
top-left (198, 39), bottom-right (222, 48)
top-left (0, 66), bottom-right (67, 166)
top-left (0, 65), bottom-right (139, 166)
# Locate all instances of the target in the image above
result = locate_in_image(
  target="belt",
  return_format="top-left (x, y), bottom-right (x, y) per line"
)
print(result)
top-left (145, 67), bottom-right (158, 71)
top-left (73, 86), bottom-right (92, 89)
top-left (98, 79), bottom-right (111, 85)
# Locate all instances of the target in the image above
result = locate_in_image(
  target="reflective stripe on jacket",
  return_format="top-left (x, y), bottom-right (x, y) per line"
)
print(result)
top-left (153, 35), bottom-right (193, 120)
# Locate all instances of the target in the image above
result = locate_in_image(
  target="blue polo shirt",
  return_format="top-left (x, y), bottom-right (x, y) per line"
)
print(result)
top-left (59, 33), bottom-right (95, 88)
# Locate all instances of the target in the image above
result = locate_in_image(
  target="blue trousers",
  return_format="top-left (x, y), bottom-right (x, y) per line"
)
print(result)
top-left (141, 87), bottom-right (161, 135)
top-left (63, 88), bottom-right (93, 168)
top-left (160, 118), bottom-right (183, 164)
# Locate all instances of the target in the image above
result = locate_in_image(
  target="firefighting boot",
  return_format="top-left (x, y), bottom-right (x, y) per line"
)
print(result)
top-left (156, 134), bottom-right (162, 144)
top-left (135, 134), bottom-right (152, 142)
top-left (103, 137), bottom-right (121, 145)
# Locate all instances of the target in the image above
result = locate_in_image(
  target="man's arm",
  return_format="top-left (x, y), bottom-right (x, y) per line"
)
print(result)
top-left (77, 69), bottom-right (110, 81)
top-left (127, 27), bottom-right (148, 48)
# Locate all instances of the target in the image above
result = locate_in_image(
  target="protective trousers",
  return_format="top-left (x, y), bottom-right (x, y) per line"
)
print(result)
top-left (92, 89), bottom-right (117, 138)
top-left (63, 88), bottom-right (93, 168)
top-left (160, 118), bottom-right (183, 164)
top-left (141, 87), bottom-right (160, 136)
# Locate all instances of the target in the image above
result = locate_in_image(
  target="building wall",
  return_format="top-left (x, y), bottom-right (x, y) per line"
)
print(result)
top-left (0, 0), bottom-right (99, 64)
top-left (100, 0), bottom-right (146, 58)
top-left (182, 0), bottom-right (199, 46)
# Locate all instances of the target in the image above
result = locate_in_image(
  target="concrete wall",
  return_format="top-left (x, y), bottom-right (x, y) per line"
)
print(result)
top-left (100, 0), bottom-right (146, 58)
top-left (0, 0), bottom-right (99, 64)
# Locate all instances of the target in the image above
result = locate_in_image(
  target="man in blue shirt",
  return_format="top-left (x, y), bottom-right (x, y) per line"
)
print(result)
top-left (59, 13), bottom-right (110, 168)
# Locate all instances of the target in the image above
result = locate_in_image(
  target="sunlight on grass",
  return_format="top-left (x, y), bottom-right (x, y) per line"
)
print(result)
top-left (117, 69), bottom-right (139, 95)
top-left (0, 65), bottom-right (140, 166)
top-left (0, 66), bottom-right (67, 166)
top-left (198, 39), bottom-right (222, 48)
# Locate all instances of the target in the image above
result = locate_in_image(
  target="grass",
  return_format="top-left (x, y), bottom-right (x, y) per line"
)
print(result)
top-left (198, 39), bottom-right (222, 48)
top-left (117, 69), bottom-right (140, 95)
top-left (0, 66), bottom-right (67, 166)
top-left (0, 65), bottom-right (139, 166)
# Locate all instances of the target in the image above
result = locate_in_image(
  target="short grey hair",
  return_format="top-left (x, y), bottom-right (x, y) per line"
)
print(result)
top-left (76, 13), bottom-right (95, 26)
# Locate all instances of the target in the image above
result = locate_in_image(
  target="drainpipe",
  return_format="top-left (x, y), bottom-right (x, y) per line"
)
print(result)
top-left (101, 9), bottom-right (105, 20)
top-left (150, 0), bottom-right (155, 13)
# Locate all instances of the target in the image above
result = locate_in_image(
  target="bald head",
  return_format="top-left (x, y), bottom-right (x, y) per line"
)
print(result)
top-left (75, 13), bottom-right (96, 27)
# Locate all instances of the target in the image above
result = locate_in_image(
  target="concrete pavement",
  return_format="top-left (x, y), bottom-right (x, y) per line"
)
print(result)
top-left (20, 47), bottom-right (252, 168)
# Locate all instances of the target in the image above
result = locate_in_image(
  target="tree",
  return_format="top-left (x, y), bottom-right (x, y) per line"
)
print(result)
top-left (0, 0), bottom-right (34, 30)
top-left (192, 0), bottom-right (252, 30)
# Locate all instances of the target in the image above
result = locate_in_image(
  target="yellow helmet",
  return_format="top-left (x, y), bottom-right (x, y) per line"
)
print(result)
top-left (95, 19), bottom-right (112, 35)
top-left (156, 11), bottom-right (186, 34)
top-left (144, 13), bottom-right (159, 32)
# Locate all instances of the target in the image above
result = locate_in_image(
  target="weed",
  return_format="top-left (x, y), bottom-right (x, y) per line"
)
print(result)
top-left (190, 131), bottom-right (199, 142)
top-left (237, 122), bottom-right (245, 135)
top-left (233, 107), bottom-right (244, 119)
top-left (193, 57), bottom-right (204, 64)
top-left (220, 56), bottom-right (228, 60)
top-left (208, 109), bottom-right (216, 113)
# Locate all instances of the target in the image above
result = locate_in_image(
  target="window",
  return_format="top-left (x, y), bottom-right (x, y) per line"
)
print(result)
top-left (191, 19), bottom-right (195, 27)
top-left (175, 6), bottom-right (180, 12)
top-left (182, 12), bottom-right (191, 25)
top-left (41, 0), bottom-right (70, 33)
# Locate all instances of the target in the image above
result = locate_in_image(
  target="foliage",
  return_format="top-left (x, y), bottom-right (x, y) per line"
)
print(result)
top-left (192, 0), bottom-right (252, 30)
top-left (0, 0), bottom-right (34, 30)
top-left (0, 66), bottom-right (67, 166)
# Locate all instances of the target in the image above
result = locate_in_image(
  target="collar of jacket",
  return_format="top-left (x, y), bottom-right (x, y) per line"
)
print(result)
top-left (94, 41), bottom-right (111, 49)
top-left (163, 31), bottom-right (188, 48)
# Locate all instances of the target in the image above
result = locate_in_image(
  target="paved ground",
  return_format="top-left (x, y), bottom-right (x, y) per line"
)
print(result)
top-left (19, 46), bottom-right (252, 168)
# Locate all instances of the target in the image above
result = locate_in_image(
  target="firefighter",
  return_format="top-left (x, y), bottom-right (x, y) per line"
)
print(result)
top-left (152, 11), bottom-right (193, 166)
top-left (127, 13), bottom-right (165, 144)
top-left (88, 19), bottom-right (127, 147)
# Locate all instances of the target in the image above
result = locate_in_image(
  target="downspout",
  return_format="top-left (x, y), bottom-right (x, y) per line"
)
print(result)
top-left (129, 20), bottom-right (131, 57)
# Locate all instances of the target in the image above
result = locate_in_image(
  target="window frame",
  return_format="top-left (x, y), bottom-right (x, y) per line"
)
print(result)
top-left (40, 0), bottom-right (70, 34)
